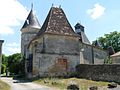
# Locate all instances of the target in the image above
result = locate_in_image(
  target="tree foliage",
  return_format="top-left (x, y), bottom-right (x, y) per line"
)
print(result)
top-left (1, 64), bottom-right (6, 74)
top-left (7, 53), bottom-right (21, 75)
top-left (1, 53), bottom-right (22, 75)
top-left (97, 31), bottom-right (120, 52)
top-left (1, 54), bottom-right (8, 74)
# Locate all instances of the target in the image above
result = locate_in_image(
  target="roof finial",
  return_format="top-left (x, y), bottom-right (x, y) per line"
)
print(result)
top-left (31, 3), bottom-right (33, 10)
top-left (52, 3), bottom-right (54, 7)
top-left (59, 5), bottom-right (61, 8)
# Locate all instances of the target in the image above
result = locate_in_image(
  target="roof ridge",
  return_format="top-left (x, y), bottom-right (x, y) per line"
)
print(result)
top-left (46, 7), bottom-right (54, 32)
top-left (60, 8), bottom-right (76, 34)
top-left (36, 7), bottom-right (53, 36)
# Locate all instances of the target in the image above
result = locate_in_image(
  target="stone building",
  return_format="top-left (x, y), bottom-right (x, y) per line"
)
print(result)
top-left (21, 8), bottom-right (41, 57)
top-left (21, 6), bottom-right (108, 78)
top-left (75, 23), bottom-right (108, 64)
top-left (111, 51), bottom-right (120, 64)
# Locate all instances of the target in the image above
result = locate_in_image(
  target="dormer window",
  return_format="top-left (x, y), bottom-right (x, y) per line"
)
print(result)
top-left (27, 19), bottom-right (29, 25)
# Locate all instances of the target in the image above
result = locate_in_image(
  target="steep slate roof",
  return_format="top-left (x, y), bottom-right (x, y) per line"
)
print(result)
top-left (92, 40), bottom-right (101, 47)
top-left (107, 46), bottom-right (115, 55)
top-left (36, 7), bottom-right (78, 36)
top-left (80, 31), bottom-right (91, 45)
top-left (21, 9), bottom-right (40, 29)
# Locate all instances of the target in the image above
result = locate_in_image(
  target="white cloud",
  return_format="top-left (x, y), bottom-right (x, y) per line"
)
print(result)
top-left (3, 42), bottom-right (21, 55)
top-left (7, 47), bottom-right (20, 54)
top-left (0, 0), bottom-right (28, 35)
top-left (0, 27), bottom-right (14, 35)
top-left (7, 42), bottom-right (20, 47)
top-left (87, 3), bottom-right (106, 20)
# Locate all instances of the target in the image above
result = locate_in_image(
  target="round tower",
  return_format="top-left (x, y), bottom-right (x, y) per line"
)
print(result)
top-left (21, 7), bottom-right (40, 57)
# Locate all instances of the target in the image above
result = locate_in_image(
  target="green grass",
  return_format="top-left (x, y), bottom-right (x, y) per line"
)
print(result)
top-left (0, 80), bottom-right (10, 90)
top-left (34, 78), bottom-right (109, 90)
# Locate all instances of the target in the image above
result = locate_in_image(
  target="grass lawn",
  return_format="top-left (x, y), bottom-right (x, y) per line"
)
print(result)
top-left (34, 78), bottom-right (109, 90)
top-left (0, 80), bottom-right (10, 90)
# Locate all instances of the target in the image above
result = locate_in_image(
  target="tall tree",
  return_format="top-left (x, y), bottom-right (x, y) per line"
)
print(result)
top-left (96, 31), bottom-right (120, 52)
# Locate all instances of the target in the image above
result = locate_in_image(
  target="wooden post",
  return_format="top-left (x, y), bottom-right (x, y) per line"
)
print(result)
top-left (0, 40), bottom-right (4, 77)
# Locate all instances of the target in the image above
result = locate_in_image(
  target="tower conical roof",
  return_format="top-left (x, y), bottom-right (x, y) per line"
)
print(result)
top-left (93, 40), bottom-right (101, 47)
top-left (36, 7), bottom-right (78, 36)
top-left (80, 31), bottom-right (91, 45)
top-left (21, 9), bottom-right (40, 29)
top-left (107, 46), bottom-right (115, 55)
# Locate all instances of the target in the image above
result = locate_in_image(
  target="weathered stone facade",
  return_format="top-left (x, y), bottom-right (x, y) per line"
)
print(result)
top-left (93, 47), bottom-right (108, 64)
top-left (111, 51), bottom-right (120, 64)
top-left (21, 6), bottom-right (108, 78)
top-left (21, 28), bottom-right (39, 57)
top-left (29, 34), bottom-right (80, 77)
top-left (79, 42), bottom-right (108, 64)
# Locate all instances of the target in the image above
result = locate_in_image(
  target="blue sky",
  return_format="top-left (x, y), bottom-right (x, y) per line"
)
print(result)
top-left (1, 0), bottom-right (120, 55)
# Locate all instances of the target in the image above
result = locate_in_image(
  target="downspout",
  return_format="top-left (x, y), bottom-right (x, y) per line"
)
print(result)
top-left (43, 36), bottom-right (45, 53)
top-left (91, 46), bottom-right (94, 64)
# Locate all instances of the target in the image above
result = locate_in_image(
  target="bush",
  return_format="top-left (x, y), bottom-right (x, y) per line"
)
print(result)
top-left (104, 57), bottom-right (112, 64)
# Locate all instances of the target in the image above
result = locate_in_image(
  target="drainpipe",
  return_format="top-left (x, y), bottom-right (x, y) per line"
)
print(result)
top-left (42, 36), bottom-right (45, 53)
top-left (91, 46), bottom-right (94, 64)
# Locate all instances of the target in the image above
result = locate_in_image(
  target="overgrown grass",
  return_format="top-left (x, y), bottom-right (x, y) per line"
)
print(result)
top-left (0, 80), bottom-right (10, 90)
top-left (33, 78), bottom-right (109, 90)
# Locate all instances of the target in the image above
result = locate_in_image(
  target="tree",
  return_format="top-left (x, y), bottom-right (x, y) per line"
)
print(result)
top-left (1, 54), bottom-right (8, 74)
top-left (1, 64), bottom-right (6, 74)
top-left (96, 31), bottom-right (120, 52)
top-left (1, 53), bottom-right (23, 75)
top-left (7, 53), bottom-right (22, 75)
top-left (2, 54), bottom-right (8, 66)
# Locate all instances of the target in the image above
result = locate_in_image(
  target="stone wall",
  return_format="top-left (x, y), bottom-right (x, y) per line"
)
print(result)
top-left (33, 53), bottom-right (80, 77)
top-left (21, 27), bottom-right (39, 56)
top-left (111, 56), bottom-right (120, 64)
top-left (44, 34), bottom-right (80, 55)
top-left (76, 64), bottom-right (120, 82)
top-left (79, 43), bottom-right (108, 64)
top-left (79, 43), bottom-right (93, 64)
top-left (30, 34), bottom-right (80, 77)
top-left (93, 47), bottom-right (108, 64)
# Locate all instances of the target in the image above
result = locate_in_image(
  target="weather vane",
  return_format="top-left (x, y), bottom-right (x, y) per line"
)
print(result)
top-left (59, 5), bottom-right (61, 8)
top-left (31, 3), bottom-right (33, 10)
top-left (52, 3), bottom-right (54, 7)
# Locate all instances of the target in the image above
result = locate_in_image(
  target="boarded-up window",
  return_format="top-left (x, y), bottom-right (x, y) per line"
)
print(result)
top-left (57, 58), bottom-right (67, 71)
